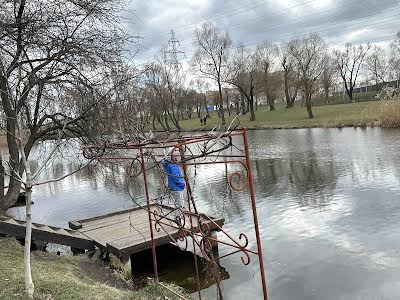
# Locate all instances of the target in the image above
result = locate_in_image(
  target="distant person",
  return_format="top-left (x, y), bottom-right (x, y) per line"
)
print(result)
top-left (162, 153), bottom-right (186, 224)
top-left (200, 115), bottom-right (208, 126)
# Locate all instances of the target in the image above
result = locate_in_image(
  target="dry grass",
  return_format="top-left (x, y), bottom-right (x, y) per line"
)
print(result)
top-left (376, 100), bottom-right (400, 127)
top-left (0, 238), bottom-right (187, 300)
top-left (0, 134), bottom-right (7, 147)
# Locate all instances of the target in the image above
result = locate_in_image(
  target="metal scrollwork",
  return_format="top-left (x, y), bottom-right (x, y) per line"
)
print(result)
top-left (127, 157), bottom-right (142, 178)
top-left (82, 146), bottom-right (105, 159)
top-left (238, 233), bottom-right (251, 265)
top-left (228, 170), bottom-right (249, 192)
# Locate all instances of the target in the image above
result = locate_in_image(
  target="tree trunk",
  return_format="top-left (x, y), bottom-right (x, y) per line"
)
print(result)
top-left (152, 115), bottom-right (156, 131)
top-left (284, 72), bottom-right (291, 108)
top-left (196, 104), bottom-right (201, 118)
top-left (164, 113), bottom-right (171, 130)
top-left (289, 87), bottom-right (298, 108)
top-left (306, 93), bottom-right (313, 119)
top-left (225, 91), bottom-right (231, 116)
top-left (269, 100), bottom-right (275, 111)
top-left (249, 93), bottom-right (256, 121)
top-left (24, 186), bottom-right (34, 298)
top-left (18, 125), bottom-right (34, 298)
top-left (325, 87), bottom-right (329, 104)
top-left (0, 154), bottom-right (4, 200)
top-left (203, 94), bottom-right (210, 117)
top-left (240, 92), bottom-right (246, 115)
top-left (156, 114), bottom-right (168, 131)
top-left (217, 83), bottom-right (226, 125)
top-left (267, 94), bottom-right (275, 111)
top-left (235, 102), bottom-right (240, 115)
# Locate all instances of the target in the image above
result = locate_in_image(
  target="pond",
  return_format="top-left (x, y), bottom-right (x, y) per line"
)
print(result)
top-left (8, 127), bottom-right (400, 300)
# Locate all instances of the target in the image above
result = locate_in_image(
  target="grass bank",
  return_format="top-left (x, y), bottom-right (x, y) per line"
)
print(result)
top-left (178, 101), bottom-right (379, 131)
top-left (0, 238), bottom-right (187, 300)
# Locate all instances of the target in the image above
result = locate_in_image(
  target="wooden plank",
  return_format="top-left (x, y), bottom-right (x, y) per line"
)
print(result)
top-left (106, 221), bottom-right (177, 244)
top-left (107, 216), bottom-right (224, 256)
top-left (107, 228), bottom-right (185, 255)
top-left (68, 221), bottom-right (82, 230)
top-left (81, 210), bottom-right (148, 227)
top-left (80, 220), bottom-right (157, 247)
top-left (80, 214), bottom-right (150, 233)
top-left (0, 219), bottom-right (94, 250)
top-left (75, 205), bottom-right (147, 224)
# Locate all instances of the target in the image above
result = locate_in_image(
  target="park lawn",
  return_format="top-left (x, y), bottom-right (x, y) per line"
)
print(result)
top-left (0, 238), bottom-right (186, 300)
top-left (178, 101), bottom-right (379, 131)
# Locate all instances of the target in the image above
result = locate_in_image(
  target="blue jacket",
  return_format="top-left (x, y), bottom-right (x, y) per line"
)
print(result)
top-left (162, 159), bottom-right (186, 191)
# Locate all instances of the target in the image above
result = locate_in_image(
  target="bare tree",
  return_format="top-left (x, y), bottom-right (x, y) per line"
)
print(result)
top-left (144, 52), bottom-right (189, 131)
top-left (322, 55), bottom-right (337, 103)
top-left (390, 33), bottom-right (400, 86)
top-left (334, 43), bottom-right (371, 102)
top-left (366, 46), bottom-right (390, 90)
top-left (226, 45), bottom-right (257, 121)
top-left (0, 0), bottom-right (136, 297)
top-left (0, 0), bottom-right (134, 210)
top-left (279, 43), bottom-right (299, 108)
top-left (192, 22), bottom-right (232, 125)
top-left (288, 33), bottom-right (327, 118)
top-left (194, 78), bottom-right (210, 118)
top-left (255, 41), bottom-right (279, 111)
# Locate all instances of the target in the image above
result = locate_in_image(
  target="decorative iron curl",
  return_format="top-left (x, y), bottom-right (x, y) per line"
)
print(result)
top-left (177, 227), bottom-right (189, 251)
top-left (152, 209), bottom-right (189, 252)
top-left (238, 233), bottom-right (251, 265)
top-left (82, 145), bottom-right (105, 159)
top-left (199, 236), bottom-right (213, 260)
top-left (127, 157), bottom-right (142, 178)
top-left (198, 215), bottom-right (211, 237)
top-left (153, 210), bottom-right (162, 233)
top-left (228, 171), bottom-right (249, 191)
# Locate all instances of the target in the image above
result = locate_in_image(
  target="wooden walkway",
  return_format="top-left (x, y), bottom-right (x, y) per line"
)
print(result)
top-left (69, 204), bottom-right (224, 256)
top-left (0, 216), bottom-right (94, 250)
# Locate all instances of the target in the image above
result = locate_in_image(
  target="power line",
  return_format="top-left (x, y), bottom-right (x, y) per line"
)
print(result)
top-left (175, 0), bottom-right (283, 30)
top-left (181, 17), bottom-right (400, 59)
top-left (178, 0), bottom-right (318, 36)
top-left (176, 0), bottom-right (399, 48)
top-left (175, 1), bottom-right (400, 55)
top-left (241, 5), bottom-right (400, 47)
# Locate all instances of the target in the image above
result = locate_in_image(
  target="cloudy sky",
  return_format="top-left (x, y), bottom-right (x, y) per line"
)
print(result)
top-left (126, 0), bottom-right (400, 63)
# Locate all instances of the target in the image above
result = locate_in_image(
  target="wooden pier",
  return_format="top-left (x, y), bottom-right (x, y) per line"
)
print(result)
top-left (0, 205), bottom-right (224, 278)
top-left (0, 205), bottom-right (224, 257)
top-left (69, 204), bottom-right (224, 257)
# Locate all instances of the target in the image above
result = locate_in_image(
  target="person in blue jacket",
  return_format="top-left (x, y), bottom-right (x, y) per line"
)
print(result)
top-left (162, 157), bottom-right (186, 222)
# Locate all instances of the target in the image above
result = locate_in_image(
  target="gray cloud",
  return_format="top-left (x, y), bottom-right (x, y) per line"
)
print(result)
top-left (126, 0), bottom-right (400, 61)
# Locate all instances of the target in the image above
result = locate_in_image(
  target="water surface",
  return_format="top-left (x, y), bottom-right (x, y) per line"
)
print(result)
top-left (9, 128), bottom-right (400, 300)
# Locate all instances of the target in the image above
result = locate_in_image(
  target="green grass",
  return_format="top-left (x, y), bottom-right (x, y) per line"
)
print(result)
top-left (0, 238), bottom-right (187, 300)
top-left (177, 101), bottom-right (379, 131)
top-left (313, 91), bottom-right (377, 106)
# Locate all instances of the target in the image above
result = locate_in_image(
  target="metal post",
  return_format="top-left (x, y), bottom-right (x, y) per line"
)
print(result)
top-left (140, 149), bottom-right (158, 280)
top-left (243, 128), bottom-right (268, 300)
top-left (180, 147), bottom-right (202, 300)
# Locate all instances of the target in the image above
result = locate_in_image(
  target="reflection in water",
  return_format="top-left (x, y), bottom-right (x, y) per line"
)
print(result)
top-left (7, 127), bottom-right (400, 300)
